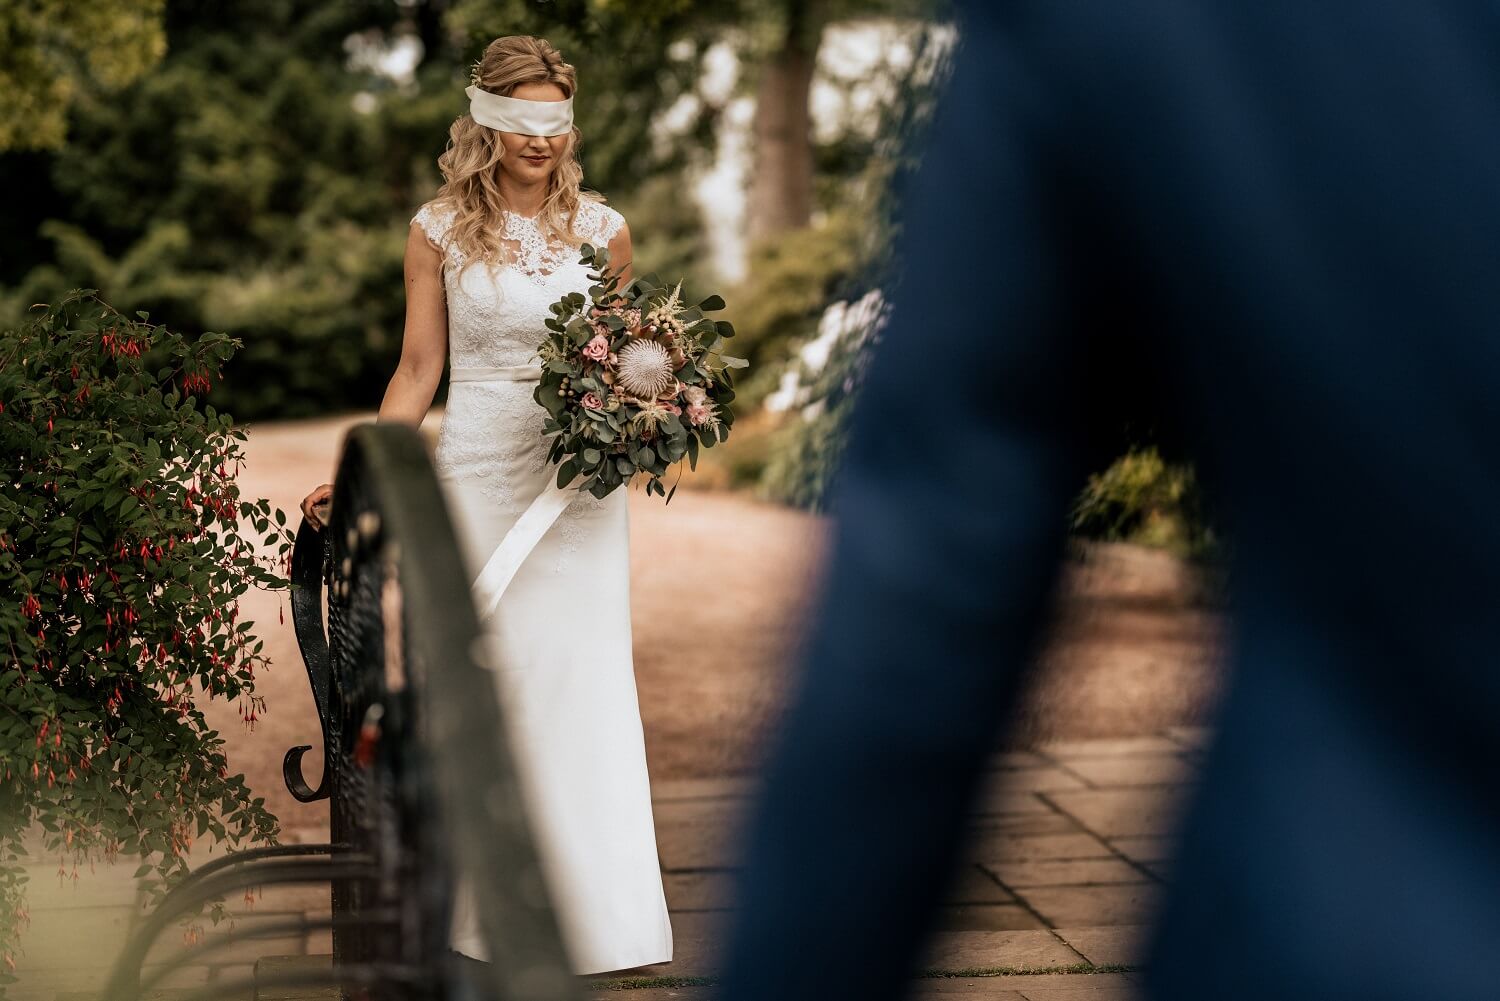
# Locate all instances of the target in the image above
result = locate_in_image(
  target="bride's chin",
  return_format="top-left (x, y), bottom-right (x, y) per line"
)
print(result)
top-left (504, 163), bottom-right (554, 182)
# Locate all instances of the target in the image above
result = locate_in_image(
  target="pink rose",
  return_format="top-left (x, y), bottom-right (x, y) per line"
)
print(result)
top-left (686, 403), bottom-right (712, 426)
top-left (582, 333), bottom-right (610, 362)
top-left (581, 392), bottom-right (604, 410)
top-left (658, 400), bottom-right (682, 416)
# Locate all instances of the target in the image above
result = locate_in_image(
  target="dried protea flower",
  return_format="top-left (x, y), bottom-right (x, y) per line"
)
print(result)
top-left (617, 339), bottom-right (677, 398)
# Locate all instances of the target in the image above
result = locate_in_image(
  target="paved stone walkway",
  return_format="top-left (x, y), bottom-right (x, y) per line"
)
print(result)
top-left (11, 728), bottom-right (1206, 999)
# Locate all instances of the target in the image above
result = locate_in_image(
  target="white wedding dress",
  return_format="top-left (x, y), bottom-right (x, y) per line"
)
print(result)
top-left (410, 196), bottom-right (673, 974)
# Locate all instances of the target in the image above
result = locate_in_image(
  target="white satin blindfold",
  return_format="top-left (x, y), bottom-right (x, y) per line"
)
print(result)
top-left (466, 85), bottom-right (574, 136)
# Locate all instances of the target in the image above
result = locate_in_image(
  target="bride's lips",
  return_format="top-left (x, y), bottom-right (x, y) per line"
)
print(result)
top-left (522, 154), bottom-right (550, 165)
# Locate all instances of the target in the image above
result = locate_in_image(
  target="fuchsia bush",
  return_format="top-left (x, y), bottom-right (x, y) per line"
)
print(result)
top-left (0, 289), bottom-right (291, 977)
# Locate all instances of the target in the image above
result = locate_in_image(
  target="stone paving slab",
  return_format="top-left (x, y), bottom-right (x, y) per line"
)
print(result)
top-left (585, 990), bottom-right (711, 1001)
top-left (1106, 836), bottom-right (1177, 864)
top-left (1059, 755), bottom-right (1196, 789)
top-left (1016, 987), bottom-right (1140, 1001)
top-left (921, 973), bottom-right (1138, 997)
top-left (652, 796), bottom-right (752, 827)
top-left (1054, 925), bottom-right (1152, 967)
top-left (983, 858), bottom-right (1148, 889)
top-left (933, 904), bottom-right (1047, 931)
top-left (656, 821), bottom-right (741, 871)
top-left (1042, 789), bottom-right (1183, 839)
top-left (1013, 884), bottom-right (1161, 927)
top-left (663, 871), bottom-right (739, 911)
top-left (980, 766), bottom-right (1090, 794)
top-left (970, 832), bottom-right (1115, 864)
top-left (1164, 726), bottom-right (1213, 749)
top-left (988, 751), bottom-right (1052, 770)
top-left (944, 864), bottom-right (1017, 904)
top-left (966, 812), bottom-right (1085, 839)
top-left (651, 777), bottom-right (760, 801)
top-left (581, 981), bottom-right (1139, 1001)
top-left (1037, 737), bottom-right (1183, 760)
top-left (32, 978), bottom-right (1132, 1001)
top-left (920, 930), bottom-right (1085, 970)
top-left (971, 789), bottom-right (1058, 815)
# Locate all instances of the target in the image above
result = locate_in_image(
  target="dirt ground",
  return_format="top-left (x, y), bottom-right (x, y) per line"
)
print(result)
top-left (219, 409), bottom-right (1228, 833)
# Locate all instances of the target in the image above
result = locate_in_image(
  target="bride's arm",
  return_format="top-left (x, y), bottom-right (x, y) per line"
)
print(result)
top-left (378, 224), bottom-right (449, 425)
top-left (607, 218), bottom-right (633, 288)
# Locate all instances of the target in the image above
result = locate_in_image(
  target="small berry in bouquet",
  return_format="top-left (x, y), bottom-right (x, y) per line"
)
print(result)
top-left (533, 244), bottom-right (746, 502)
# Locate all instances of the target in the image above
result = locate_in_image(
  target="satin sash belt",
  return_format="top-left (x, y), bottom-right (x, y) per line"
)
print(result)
top-left (448, 362), bottom-right (577, 623)
top-left (449, 364), bottom-right (543, 383)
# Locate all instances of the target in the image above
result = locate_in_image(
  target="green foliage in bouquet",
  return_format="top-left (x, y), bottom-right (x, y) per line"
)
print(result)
top-left (535, 246), bottom-right (747, 503)
top-left (0, 290), bottom-right (289, 978)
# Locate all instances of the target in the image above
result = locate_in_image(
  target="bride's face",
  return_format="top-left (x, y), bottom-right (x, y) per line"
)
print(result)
top-left (496, 81), bottom-right (573, 185)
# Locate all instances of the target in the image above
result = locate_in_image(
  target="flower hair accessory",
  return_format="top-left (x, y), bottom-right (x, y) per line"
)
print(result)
top-left (466, 83), bottom-right (574, 136)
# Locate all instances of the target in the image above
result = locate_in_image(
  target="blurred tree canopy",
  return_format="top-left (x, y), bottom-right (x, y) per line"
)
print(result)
top-left (0, 0), bottom-right (936, 423)
top-left (1, 0), bottom-right (1211, 548)
top-left (0, 0), bottom-right (168, 152)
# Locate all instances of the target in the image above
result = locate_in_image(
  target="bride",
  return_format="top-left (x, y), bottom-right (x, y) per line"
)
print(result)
top-left (299, 34), bottom-right (673, 975)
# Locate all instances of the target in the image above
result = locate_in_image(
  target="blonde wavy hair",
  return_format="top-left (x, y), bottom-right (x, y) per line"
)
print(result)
top-left (430, 35), bottom-right (602, 269)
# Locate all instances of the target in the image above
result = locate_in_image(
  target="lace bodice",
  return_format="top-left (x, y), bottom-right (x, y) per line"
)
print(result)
top-left (416, 196), bottom-right (625, 551)
top-left (411, 197), bottom-right (626, 369)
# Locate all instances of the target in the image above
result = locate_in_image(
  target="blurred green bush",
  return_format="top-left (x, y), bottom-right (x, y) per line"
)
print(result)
top-left (1070, 445), bottom-right (1220, 562)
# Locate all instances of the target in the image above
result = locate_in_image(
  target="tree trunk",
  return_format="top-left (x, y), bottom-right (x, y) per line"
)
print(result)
top-left (746, 26), bottom-right (817, 245)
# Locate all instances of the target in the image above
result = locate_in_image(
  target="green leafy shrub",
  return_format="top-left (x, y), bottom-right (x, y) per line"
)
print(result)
top-left (0, 289), bottom-right (288, 979)
top-left (1070, 445), bottom-right (1219, 561)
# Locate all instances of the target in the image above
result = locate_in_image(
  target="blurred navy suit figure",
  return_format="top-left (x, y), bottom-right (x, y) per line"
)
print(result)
top-left (714, 3), bottom-right (1500, 1000)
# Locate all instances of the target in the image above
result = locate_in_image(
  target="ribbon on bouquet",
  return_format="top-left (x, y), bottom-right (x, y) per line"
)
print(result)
top-left (448, 363), bottom-right (583, 622)
top-left (470, 475), bottom-right (577, 621)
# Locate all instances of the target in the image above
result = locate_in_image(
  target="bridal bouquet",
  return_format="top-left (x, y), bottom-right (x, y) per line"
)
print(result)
top-left (534, 244), bottom-right (746, 501)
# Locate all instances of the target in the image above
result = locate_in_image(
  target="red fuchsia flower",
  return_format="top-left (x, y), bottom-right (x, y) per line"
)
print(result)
top-left (21, 595), bottom-right (40, 618)
top-left (687, 402), bottom-right (713, 426)
top-left (581, 392), bottom-right (604, 411)
top-left (582, 333), bottom-right (610, 362)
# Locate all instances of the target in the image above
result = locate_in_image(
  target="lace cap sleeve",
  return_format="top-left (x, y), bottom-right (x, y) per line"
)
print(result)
top-left (577, 199), bottom-right (625, 246)
top-left (411, 201), bottom-right (456, 252)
